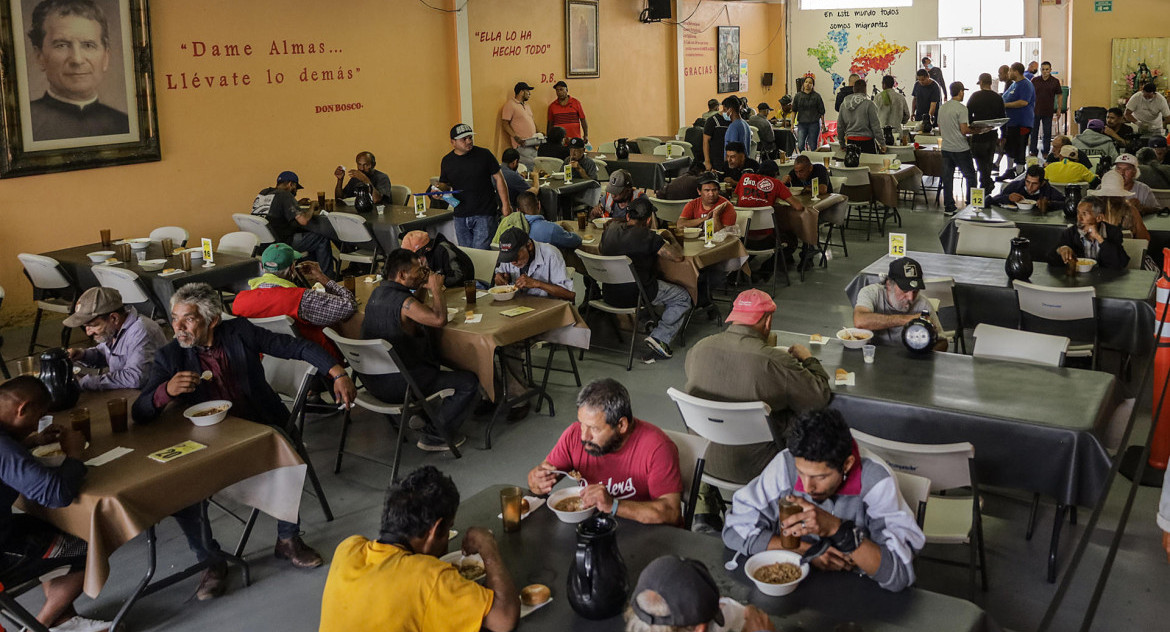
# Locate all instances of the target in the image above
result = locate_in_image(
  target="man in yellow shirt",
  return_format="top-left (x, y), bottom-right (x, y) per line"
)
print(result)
top-left (319, 466), bottom-right (519, 632)
top-left (1044, 145), bottom-right (1099, 187)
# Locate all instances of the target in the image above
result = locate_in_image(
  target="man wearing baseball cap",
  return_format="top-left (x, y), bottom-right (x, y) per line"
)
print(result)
top-left (624, 556), bottom-right (775, 632)
top-left (230, 243), bottom-right (357, 362)
top-left (590, 169), bottom-right (647, 220)
top-left (502, 81), bottom-right (538, 168)
top-left (435, 123), bottom-right (513, 250)
top-left (547, 80), bottom-right (588, 142)
top-left (566, 136), bottom-right (597, 180)
top-left (747, 102), bottom-right (776, 158)
top-left (494, 228), bottom-right (574, 301)
top-left (252, 170), bottom-right (337, 276)
top-left (64, 287), bottom-right (167, 390)
top-left (1113, 152), bottom-right (1161, 212)
top-left (1044, 144), bottom-right (1098, 187)
top-left (684, 289), bottom-right (830, 532)
top-left (400, 230), bottom-right (473, 287)
top-left (852, 257), bottom-right (946, 349)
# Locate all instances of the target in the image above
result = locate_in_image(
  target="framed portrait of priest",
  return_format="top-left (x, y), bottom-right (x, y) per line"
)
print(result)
top-left (0, 0), bottom-right (160, 178)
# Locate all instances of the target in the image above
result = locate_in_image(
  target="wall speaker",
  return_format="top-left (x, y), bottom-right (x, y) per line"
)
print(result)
top-left (647, 0), bottom-right (671, 20)
top-left (762, 72), bottom-right (773, 87)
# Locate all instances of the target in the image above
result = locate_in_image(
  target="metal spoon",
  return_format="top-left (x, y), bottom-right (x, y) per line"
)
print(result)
top-left (724, 527), bottom-right (761, 571)
top-left (549, 470), bottom-right (586, 485)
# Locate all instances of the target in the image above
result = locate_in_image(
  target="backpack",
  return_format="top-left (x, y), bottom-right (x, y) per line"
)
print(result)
top-left (252, 192), bottom-right (276, 216)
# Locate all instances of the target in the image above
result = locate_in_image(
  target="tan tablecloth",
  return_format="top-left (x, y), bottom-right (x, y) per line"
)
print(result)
top-left (351, 283), bottom-right (582, 398)
top-left (867, 163), bottom-right (923, 208)
top-left (774, 193), bottom-right (849, 243)
top-left (558, 222), bottom-right (748, 303)
top-left (20, 389), bottom-right (305, 597)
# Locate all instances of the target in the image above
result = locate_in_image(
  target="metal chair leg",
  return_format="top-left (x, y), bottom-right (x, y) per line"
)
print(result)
top-left (27, 308), bottom-right (43, 355)
top-left (1026, 493), bottom-right (1040, 540)
top-left (334, 408), bottom-right (352, 474)
top-left (1048, 503), bottom-right (1068, 583)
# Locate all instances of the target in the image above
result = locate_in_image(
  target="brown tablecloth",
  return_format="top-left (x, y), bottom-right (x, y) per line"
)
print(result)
top-left (41, 242), bottom-right (260, 311)
top-left (775, 193), bottom-right (849, 243)
top-left (20, 389), bottom-right (305, 597)
top-left (351, 283), bottom-right (581, 398)
top-left (867, 163), bottom-right (923, 208)
top-left (558, 222), bottom-right (748, 303)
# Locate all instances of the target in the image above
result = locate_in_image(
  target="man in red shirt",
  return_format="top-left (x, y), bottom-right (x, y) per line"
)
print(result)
top-left (527, 379), bottom-right (683, 525)
top-left (547, 80), bottom-right (588, 142)
top-left (678, 173), bottom-right (736, 231)
top-left (735, 161), bottom-right (814, 273)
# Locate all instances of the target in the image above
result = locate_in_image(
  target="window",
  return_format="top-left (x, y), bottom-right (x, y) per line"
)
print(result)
top-left (938, 0), bottom-right (1024, 38)
top-left (801, 0), bottom-right (912, 9)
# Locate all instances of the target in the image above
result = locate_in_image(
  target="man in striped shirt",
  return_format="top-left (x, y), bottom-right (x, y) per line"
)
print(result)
top-left (547, 80), bottom-right (589, 143)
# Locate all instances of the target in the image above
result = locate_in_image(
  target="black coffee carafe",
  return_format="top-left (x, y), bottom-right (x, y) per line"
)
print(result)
top-left (1005, 237), bottom-right (1033, 283)
top-left (614, 138), bottom-right (630, 160)
top-left (567, 514), bottom-right (629, 620)
top-left (1064, 183), bottom-right (1084, 221)
top-left (353, 183), bottom-right (375, 214)
top-left (38, 348), bottom-right (80, 411)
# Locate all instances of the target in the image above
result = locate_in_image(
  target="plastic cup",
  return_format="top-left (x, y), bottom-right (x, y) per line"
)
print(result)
top-left (325, 199), bottom-right (335, 212)
top-left (464, 281), bottom-right (477, 305)
top-left (500, 486), bottom-right (523, 533)
top-left (161, 238), bottom-right (174, 256)
top-left (16, 356), bottom-right (39, 376)
top-left (343, 276), bottom-right (356, 292)
top-left (576, 212), bottom-right (588, 230)
top-left (180, 251), bottom-right (192, 271)
top-left (862, 345), bottom-right (876, 364)
top-left (100, 229), bottom-right (112, 247)
top-left (778, 499), bottom-right (802, 549)
top-left (317, 191), bottom-right (326, 208)
top-left (107, 397), bottom-right (128, 433)
top-left (71, 408), bottom-right (92, 443)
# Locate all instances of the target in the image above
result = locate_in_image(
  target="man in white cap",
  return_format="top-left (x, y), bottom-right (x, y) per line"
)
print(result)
top-left (590, 169), bottom-right (646, 220)
top-left (852, 257), bottom-right (945, 350)
top-left (1113, 153), bottom-right (1160, 213)
top-left (65, 286), bottom-right (167, 390)
top-left (1043, 145), bottom-right (1098, 186)
top-left (434, 123), bottom-right (513, 250)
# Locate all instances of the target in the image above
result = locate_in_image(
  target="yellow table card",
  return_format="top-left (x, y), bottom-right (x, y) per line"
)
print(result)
top-left (971, 188), bottom-right (985, 209)
top-left (149, 440), bottom-right (207, 463)
top-left (500, 306), bottom-right (535, 317)
top-left (888, 232), bottom-right (906, 258)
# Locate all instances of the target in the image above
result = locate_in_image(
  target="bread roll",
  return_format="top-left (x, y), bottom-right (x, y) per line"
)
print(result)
top-left (835, 368), bottom-right (848, 380)
top-left (520, 498), bottom-right (530, 514)
top-left (521, 584), bottom-right (551, 606)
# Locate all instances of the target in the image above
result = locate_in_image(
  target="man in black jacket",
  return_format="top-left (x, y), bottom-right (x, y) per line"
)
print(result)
top-left (1047, 195), bottom-right (1129, 269)
top-left (133, 283), bottom-right (356, 600)
top-left (400, 230), bottom-right (473, 287)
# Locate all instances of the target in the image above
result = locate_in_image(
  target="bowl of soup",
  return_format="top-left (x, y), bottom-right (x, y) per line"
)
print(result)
top-left (488, 285), bottom-right (517, 301)
top-left (836, 328), bottom-right (874, 349)
top-left (1076, 258), bottom-right (1096, 273)
top-left (547, 487), bottom-right (593, 523)
top-left (183, 400), bottom-right (232, 426)
top-left (744, 550), bottom-right (809, 597)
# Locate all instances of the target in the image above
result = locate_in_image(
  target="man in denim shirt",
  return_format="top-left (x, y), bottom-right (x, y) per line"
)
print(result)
top-left (65, 287), bottom-right (166, 390)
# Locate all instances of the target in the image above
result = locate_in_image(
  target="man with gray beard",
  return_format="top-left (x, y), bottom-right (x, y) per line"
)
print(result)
top-left (852, 257), bottom-right (946, 350)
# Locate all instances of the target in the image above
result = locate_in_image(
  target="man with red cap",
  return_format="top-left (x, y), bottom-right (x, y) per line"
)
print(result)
top-left (683, 289), bottom-right (831, 533)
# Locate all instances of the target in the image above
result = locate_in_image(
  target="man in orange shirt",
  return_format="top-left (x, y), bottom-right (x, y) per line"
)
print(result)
top-left (501, 81), bottom-right (538, 169)
top-left (547, 80), bottom-right (588, 142)
top-left (678, 173), bottom-right (736, 231)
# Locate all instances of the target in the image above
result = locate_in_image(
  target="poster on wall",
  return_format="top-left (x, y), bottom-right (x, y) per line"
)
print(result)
top-left (0, 0), bottom-right (159, 178)
top-left (739, 58), bottom-right (748, 92)
top-left (566, 0), bottom-right (598, 78)
top-left (789, 4), bottom-right (927, 96)
top-left (717, 26), bottom-right (739, 94)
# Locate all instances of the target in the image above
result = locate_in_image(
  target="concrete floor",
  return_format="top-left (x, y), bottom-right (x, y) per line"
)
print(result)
top-left (4, 193), bottom-right (1170, 631)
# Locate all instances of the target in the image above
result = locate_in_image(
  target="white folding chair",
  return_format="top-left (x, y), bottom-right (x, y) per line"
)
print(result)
top-left (633, 137), bottom-right (663, 154)
top-left (646, 196), bottom-right (691, 224)
top-left (832, 164), bottom-right (882, 240)
top-left (324, 328), bottom-right (461, 482)
top-left (662, 430), bottom-right (710, 530)
top-left (598, 141), bottom-right (617, 153)
top-left (972, 323), bottom-right (1069, 367)
top-left (574, 250), bottom-right (656, 371)
top-left (675, 126), bottom-right (690, 140)
top-left (922, 277), bottom-right (964, 352)
top-left (534, 156), bottom-right (565, 174)
top-left (459, 246), bottom-right (500, 284)
top-left (850, 429), bottom-right (988, 597)
top-left (666, 140), bottom-right (694, 158)
top-left (1150, 188), bottom-right (1170, 208)
top-left (16, 254), bottom-right (76, 355)
top-left (915, 135), bottom-right (941, 146)
top-left (217, 231), bottom-right (260, 258)
top-left (91, 265), bottom-right (164, 320)
top-left (893, 470), bottom-right (932, 528)
top-left (232, 213), bottom-right (277, 246)
top-left (1123, 237), bottom-right (1148, 270)
top-left (954, 220), bottom-right (1019, 258)
top-left (149, 226), bottom-right (189, 247)
top-left (735, 208), bottom-right (791, 290)
top-left (325, 212), bottom-right (382, 273)
top-left (389, 184), bottom-right (413, 207)
top-left (1012, 280), bottom-right (1097, 367)
top-left (666, 387), bottom-right (772, 496)
top-left (593, 158), bottom-right (609, 181)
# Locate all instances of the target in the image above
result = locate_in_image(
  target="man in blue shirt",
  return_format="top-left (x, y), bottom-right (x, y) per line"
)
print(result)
top-left (499, 148), bottom-right (536, 206)
top-left (723, 95), bottom-right (752, 156)
top-left (1001, 62), bottom-right (1036, 180)
top-left (516, 191), bottom-right (582, 249)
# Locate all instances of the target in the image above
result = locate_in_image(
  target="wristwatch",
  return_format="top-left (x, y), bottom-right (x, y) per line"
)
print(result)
top-left (829, 520), bottom-right (865, 553)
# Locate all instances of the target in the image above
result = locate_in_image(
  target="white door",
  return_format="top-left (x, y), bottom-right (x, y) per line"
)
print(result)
top-left (916, 41), bottom-right (956, 86)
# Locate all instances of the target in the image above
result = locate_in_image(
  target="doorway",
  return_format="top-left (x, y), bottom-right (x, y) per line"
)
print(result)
top-left (918, 38), bottom-right (1041, 91)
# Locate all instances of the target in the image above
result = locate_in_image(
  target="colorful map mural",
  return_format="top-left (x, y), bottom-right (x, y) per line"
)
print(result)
top-left (808, 29), bottom-right (909, 93)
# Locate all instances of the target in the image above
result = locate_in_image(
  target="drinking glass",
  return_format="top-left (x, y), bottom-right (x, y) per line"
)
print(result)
top-left (70, 408), bottom-right (92, 443)
top-left (107, 397), bottom-right (128, 433)
top-left (500, 486), bottom-right (523, 533)
top-left (99, 229), bottom-right (112, 247)
top-left (862, 345), bottom-right (876, 364)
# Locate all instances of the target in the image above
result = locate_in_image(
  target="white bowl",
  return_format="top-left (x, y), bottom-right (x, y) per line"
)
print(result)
top-left (183, 400), bottom-right (232, 426)
top-left (836, 328), bottom-right (874, 349)
top-left (547, 487), bottom-right (594, 523)
top-left (1077, 258), bottom-right (1097, 273)
top-left (551, 172), bottom-right (566, 179)
top-left (87, 250), bottom-right (115, 263)
top-left (592, 217), bottom-right (613, 229)
top-left (1015, 200), bottom-right (1036, 210)
top-left (743, 549), bottom-right (809, 597)
top-left (439, 552), bottom-right (486, 583)
top-left (128, 238), bottom-right (152, 250)
top-left (139, 259), bottom-right (167, 271)
top-left (488, 285), bottom-right (517, 301)
top-left (682, 227), bottom-right (702, 238)
top-left (187, 248), bottom-right (204, 260)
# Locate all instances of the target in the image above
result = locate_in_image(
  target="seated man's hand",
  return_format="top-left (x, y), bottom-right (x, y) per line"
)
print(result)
top-left (743, 606), bottom-right (776, 632)
top-left (60, 429), bottom-right (87, 459)
top-left (1008, 192), bottom-right (1025, 203)
top-left (334, 166), bottom-right (346, 180)
top-left (527, 462), bottom-right (559, 495)
top-left (166, 371), bottom-right (201, 397)
top-left (1057, 245), bottom-right (1076, 264)
top-left (348, 169), bottom-right (370, 184)
top-left (333, 374), bottom-right (357, 408)
top-left (787, 344), bottom-right (812, 362)
top-left (37, 424), bottom-right (65, 446)
top-left (588, 207), bottom-right (605, 219)
top-left (462, 526), bottom-right (500, 558)
top-left (514, 274), bottom-right (538, 290)
top-left (494, 272), bottom-right (512, 286)
top-left (782, 495), bottom-right (842, 539)
top-left (66, 348), bottom-right (84, 362)
top-left (809, 546), bottom-right (856, 572)
top-left (296, 261), bottom-right (330, 285)
top-left (580, 483), bottom-right (615, 513)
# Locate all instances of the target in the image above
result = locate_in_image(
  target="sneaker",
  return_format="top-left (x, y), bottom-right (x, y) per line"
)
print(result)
top-left (50, 616), bottom-right (111, 632)
top-left (417, 434), bottom-right (468, 452)
top-left (407, 415), bottom-right (428, 431)
top-left (274, 535), bottom-right (323, 569)
top-left (691, 513), bottom-right (724, 536)
top-left (506, 402), bottom-right (531, 422)
top-left (944, 207), bottom-right (957, 216)
top-left (194, 560), bottom-right (228, 601)
top-left (644, 336), bottom-right (673, 359)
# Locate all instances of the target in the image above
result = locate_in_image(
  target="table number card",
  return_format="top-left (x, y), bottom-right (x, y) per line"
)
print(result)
top-left (414, 194), bottom-right (427, 216)
top-left (500, 306), bottom-right (535, 317)
top-left (971, 188), bottom-right (985, 209)
top-left (149, 441), bottom-right (207, 463)
top-left (563, 163), bottom-right (572, 183)
top-left (810, 178), bottom-right (820, 201)
top-left (888, 233), bottom-right (907, 258)
top-left (201, 238), bottom-right (214, 264)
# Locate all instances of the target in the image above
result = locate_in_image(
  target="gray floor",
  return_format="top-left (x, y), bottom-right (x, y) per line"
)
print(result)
top-left (5, 191), bottom-right (1170, 631)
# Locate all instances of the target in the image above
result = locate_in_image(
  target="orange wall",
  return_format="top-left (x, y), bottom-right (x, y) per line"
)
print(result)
top-left (1068, 0), bottom-right (1170, 118)
top-left (680, 0), bottom-right (785, 122)
top-left (467, 0), bottom-right (676, 156)
top-left (1, 0), bottom-right (460, 324)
